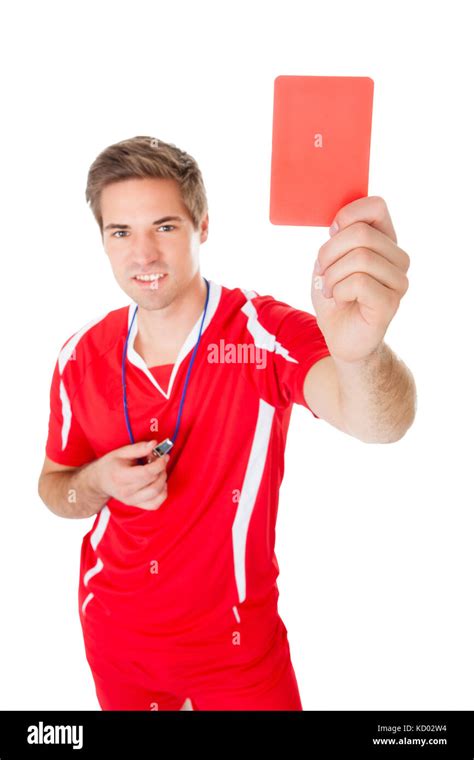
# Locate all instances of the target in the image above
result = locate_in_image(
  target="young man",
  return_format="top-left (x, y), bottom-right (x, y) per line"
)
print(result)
top-left (38, 136), bottom-right (416, 711)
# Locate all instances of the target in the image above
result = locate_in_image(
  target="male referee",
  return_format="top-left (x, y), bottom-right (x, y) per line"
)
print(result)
top-left (38, 136), bottom-right (416, 711)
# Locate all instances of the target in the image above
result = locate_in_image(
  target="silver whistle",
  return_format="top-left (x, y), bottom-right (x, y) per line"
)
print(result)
top-left (152, 438), bottom-right (174, 458)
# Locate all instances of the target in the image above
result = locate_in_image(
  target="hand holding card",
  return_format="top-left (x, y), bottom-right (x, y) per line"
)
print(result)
top-left (311, 195), bottom-right (410, 364)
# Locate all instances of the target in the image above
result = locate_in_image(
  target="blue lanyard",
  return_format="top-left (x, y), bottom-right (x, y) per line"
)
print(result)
top-left (121, 276), bottom-right (210, 448)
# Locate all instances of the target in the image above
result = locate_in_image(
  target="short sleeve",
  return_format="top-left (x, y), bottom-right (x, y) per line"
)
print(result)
top-left (45, 355), bottom-right (96, 467)
top-left (254, 297), bottom-right (332, 418)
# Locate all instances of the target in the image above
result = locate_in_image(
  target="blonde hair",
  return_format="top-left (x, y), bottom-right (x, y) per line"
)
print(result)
top-left (85, 135), bottom-right (208, 234)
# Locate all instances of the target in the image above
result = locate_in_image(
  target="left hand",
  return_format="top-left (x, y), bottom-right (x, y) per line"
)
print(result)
top-left (311, 196), bottom-right (410, 363)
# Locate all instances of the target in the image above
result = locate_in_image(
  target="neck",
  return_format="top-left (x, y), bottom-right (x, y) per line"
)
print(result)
top-left (136, 273), bottom-right (207, 348)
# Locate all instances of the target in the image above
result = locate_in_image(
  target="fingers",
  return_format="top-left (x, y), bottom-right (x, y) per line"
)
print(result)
top-left (318, 222), bottom-right (410, 276)
top-left (329, 195), bottom-right (398, 244)
top-left (115, 439), bottom-right (158, 460)
top-left (130, 471), bottom-right (169, 511)
top-left (331, 273), bottom-right (400, 321)
top-left (320, 247), bottom-right (409, 300)
top-left (135, 489), bottom-right (168, 511)
top-left (119, 453), bottom-right (169, 496)
top-left (108, 441), bottom-right (171, 509)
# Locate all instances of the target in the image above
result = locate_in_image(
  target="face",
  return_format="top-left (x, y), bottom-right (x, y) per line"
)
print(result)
top-left (101, 177), bottom-right (209, 310)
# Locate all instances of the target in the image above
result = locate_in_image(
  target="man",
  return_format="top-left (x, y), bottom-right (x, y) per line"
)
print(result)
top-left (38, 136), bottom-right (416, 711)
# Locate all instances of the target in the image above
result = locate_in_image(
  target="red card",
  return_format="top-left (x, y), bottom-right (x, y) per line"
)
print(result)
top-left (269, 75), bottom-right (374, 227)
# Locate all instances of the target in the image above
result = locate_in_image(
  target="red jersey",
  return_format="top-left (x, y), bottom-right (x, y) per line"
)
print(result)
top-left (44, 279), bottom-right (331, 685)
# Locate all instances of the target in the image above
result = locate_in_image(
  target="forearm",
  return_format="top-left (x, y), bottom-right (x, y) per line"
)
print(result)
top-left (38, 461), bottom-right (109, 519)
top-left (334, 341), bottom-right (417, 443)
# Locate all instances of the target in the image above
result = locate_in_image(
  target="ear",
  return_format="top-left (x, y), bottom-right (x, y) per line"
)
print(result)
top-left (200, 212), bottom-right (209, 243)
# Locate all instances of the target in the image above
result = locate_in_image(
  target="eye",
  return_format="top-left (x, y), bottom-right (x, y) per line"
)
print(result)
top-left (111, 225), bottom-right (175, 238)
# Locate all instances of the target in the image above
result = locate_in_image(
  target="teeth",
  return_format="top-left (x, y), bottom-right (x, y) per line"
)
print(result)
top-left (135, 273), bottom-right (166, 281)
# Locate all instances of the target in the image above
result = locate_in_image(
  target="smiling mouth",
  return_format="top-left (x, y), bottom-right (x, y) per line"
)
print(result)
top-left (133, 273), bottom-right (167, 282)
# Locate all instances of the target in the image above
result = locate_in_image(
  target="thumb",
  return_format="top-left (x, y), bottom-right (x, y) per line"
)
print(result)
top-left (115, 439), bottom-right (158, 460)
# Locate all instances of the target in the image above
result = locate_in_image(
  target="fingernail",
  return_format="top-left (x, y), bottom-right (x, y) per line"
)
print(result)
top-left (329, 222), bottom-right (339, 236)
top-left (314, 259), bottom-right (321, 274)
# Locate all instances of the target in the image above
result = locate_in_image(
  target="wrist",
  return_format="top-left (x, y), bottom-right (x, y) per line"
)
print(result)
top-left (332, 341), bottom-right (387, 372)
top-left (80, 458), bottom-right (110, 504)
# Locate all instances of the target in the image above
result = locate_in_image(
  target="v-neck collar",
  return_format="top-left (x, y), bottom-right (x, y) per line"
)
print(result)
top-left (126, 279), bottom-right (222, 400)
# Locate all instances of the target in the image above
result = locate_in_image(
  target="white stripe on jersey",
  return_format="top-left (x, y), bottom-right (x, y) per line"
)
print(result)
top-left (55, 313), bottom-right (111, 616)
top-left (58, 315), bottom-right (106, 374)
top-left (59, 378), bottom-right (72, 451)
top-left (232, 398), bottom-right (275, 604)
top-left (229, 290), bottom-right (300, 610)
top-left (57, 313), bottom-right (106, 450)
top-left (81, 592), bottom-right (94, 615)
top-left (90, 505), bottom-right (111, 551)
top-left (240, 290), bottom-right (299, 363)
top-left (81, 505), bottom-right (111, 615)
top-left (126, 280), bottom-right (223, 400)
top-left (83, 557), bottom-right (104, 586)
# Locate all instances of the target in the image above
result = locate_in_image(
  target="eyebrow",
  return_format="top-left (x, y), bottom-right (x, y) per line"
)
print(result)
top-left (104, 215), bottom-right (185, 231)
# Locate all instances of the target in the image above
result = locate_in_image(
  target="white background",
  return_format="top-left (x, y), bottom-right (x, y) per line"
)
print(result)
top-left (1, 0), bottom-right (472, 710)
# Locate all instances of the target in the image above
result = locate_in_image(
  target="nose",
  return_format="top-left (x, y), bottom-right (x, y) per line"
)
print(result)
top-left (132, 231), bottom-right (165, 268)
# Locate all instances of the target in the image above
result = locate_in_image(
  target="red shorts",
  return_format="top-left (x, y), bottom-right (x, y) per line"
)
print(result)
top-left (80, 601), bottom-right (302, 711)
top-left (88, 653), bottom-right (302, 710)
